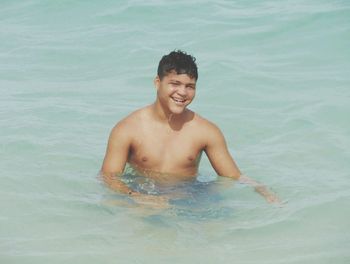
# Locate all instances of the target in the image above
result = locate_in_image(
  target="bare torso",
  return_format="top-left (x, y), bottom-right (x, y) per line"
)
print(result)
top-left (100, 69), bottom-right (278, 203)
top-left (125, 105), bottom-right (207, 182)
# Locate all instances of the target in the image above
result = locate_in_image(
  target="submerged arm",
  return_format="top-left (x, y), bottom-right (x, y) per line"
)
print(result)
top-left (238, 174), bottom-right (281, 204)
top-left (101, 122), bottom-right (135, 195)
top-left (204, 123), bottom-right (280, 203)
top-left (100, 171), bottom-right (133, 195)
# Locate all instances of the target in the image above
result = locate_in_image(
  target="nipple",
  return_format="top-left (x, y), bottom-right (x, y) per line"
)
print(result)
top-left (187, 156), bottom-right (194, 161)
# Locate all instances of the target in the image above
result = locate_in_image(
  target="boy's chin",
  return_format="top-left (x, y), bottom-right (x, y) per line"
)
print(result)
top-left (169, 106), bottom-right (186, 115)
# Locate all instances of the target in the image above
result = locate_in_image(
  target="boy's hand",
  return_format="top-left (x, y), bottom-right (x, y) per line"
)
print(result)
top-left (254, 185), bottom-right (281, 204)
top-left (130, 192), bottom-right (171, 209)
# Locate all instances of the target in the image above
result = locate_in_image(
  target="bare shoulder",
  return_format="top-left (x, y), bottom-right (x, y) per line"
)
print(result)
top-left (192, 112), bottom-right (222, 134)
top-left (110, 107), bottom-right (148, 137)
top-left (190, 112), bottom-right (225, 147)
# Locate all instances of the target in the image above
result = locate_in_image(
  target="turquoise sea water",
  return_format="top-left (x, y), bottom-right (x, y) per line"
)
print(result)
top-left (1, 0), bottom-right (350, 263)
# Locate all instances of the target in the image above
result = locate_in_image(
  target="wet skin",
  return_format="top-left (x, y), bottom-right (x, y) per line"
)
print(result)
top-left (101, 72), bottom-right (280, 205)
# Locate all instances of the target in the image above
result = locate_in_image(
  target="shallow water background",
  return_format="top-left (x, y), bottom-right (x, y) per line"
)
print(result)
top-left (1, 0), bottom-right (350, 263)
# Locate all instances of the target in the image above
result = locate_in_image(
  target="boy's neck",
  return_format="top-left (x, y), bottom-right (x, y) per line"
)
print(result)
top-left (152, 101), bottom-right (186, 125)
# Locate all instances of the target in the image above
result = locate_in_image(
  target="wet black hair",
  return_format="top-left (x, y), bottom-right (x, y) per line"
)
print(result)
top-left (157, 50), bottom-right (198, 80)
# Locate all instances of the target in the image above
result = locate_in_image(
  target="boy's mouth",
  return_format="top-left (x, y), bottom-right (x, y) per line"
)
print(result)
top-left (171, 97), bottom-right (186, 104)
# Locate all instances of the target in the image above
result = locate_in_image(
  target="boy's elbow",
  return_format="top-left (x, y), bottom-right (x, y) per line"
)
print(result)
top-left (230, 173), bottom-right (241, 180)
top-left (100, 169), bottom-right (122, 177)
top-left (218, 171), bottom-right (241, 180)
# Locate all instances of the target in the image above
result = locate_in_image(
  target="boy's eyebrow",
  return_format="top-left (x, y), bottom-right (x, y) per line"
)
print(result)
top-left (168, 79), bottom-right (196, 86)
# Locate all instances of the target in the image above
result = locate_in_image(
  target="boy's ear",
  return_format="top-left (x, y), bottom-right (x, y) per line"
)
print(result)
top-left (154, 76), bottom-right (160, 91)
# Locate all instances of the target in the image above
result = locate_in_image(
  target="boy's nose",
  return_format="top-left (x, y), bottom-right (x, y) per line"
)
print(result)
top-left (176, 85), bottom-right (187, 96)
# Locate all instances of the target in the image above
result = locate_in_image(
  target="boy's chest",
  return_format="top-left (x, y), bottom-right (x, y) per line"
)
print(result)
top-left (128, 130), bottom-right (205, 171)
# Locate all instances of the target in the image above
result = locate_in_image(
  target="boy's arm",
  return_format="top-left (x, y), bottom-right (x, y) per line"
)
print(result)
top-left (204, 124), bottom-right (241, 179)
top-left (101, 122), bottom-right (170, 208)
top-left (101, 122), bottom-right (134, 195)
top-left (204, 123), bottom-right (280, 204)
top-left (238, 175), bottom-right (281, 203)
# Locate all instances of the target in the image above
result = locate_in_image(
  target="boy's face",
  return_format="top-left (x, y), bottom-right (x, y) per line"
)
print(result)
top-left (154, 71), bottom-right (196, 115)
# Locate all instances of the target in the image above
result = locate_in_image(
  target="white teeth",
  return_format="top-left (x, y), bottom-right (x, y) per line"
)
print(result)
top-left (172, 97), bottom-right (185, 103)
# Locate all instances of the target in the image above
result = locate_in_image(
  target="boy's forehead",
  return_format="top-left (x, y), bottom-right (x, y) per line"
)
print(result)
top-left (163, 71), bottom-right (197, 82)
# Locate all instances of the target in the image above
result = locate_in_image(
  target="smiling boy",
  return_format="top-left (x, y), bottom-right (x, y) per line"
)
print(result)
top-left (101, 50), bottom-right (279, 204)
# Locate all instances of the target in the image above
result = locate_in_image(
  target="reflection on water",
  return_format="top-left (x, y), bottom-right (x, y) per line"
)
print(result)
top-left (100, 165), bottom-right (240, 221)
